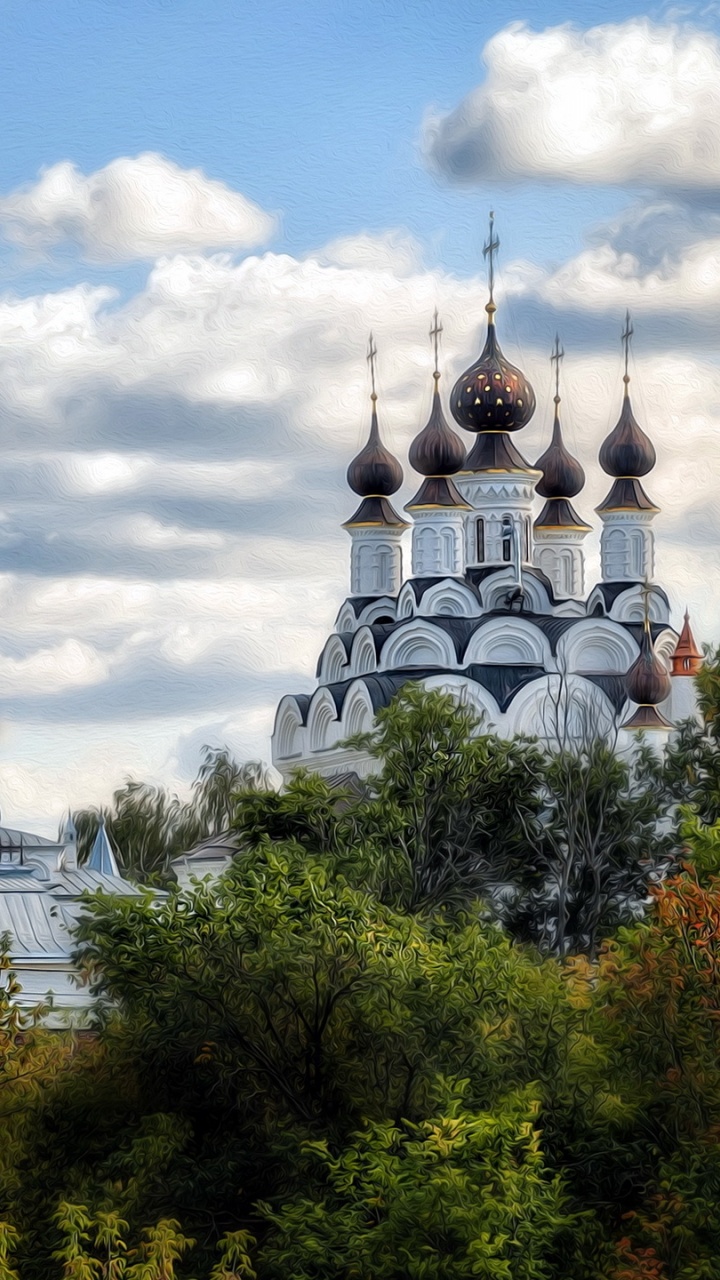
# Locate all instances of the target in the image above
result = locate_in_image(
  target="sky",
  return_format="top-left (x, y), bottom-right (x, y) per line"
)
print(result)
top-left (0, 0), bottom-right (719, 832)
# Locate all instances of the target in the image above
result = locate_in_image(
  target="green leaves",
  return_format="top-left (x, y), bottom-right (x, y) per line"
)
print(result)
top-left (257, 1083), bottom-right (569, 1280)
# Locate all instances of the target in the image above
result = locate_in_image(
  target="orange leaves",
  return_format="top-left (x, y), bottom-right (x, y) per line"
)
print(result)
top-left (612, 1238), bottom-right (667, 1280)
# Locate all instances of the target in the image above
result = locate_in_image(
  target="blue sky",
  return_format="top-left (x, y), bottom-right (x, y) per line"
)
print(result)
top-left (0, 0), bottom-right (655, 279)
top-left (0, 0), bottom-right (718, 829)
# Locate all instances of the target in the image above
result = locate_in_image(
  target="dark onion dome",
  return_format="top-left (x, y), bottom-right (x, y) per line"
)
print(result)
top-left (535, 411), bottom-right (585, 499)
top-left (409, 381), bottom-right (466, 476)
top-left (450, 309), bottom-right (536, 434)
top-left (621, 621), bottom-right (672, 731)
top-left (346, 404), bottom-right (404, 497)
top-left (599, 390), bottom-right (656, 478)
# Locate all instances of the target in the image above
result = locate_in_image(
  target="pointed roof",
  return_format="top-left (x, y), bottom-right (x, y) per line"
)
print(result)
top-left (87, 821), bottom-right (119, 877)
top-left (671, 609), bottom-right (703, 676)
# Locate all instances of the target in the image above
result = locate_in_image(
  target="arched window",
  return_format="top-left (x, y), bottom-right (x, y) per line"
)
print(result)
top-left (440, 526), bottom-right (457, 574)
top-left (502, 526), bottom-right (513, 563)
top-left (604, 528), bottom-right (627, 580)
top-left (629, 531), bottom-right (645, 579)
top-left (475, 517), bottom-right (485, 563)
top-left (523, 516), bottom-right (530, 562)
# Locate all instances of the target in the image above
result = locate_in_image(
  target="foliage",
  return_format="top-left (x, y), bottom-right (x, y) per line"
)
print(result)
top-left (234, 686), bottom-right (675, 955)
top-left (74, 747), bottom-right (275, 884)
top-left (257, 1084), bottom-right (569, 1280)
top-left (663, 645), bottom-right (720, 824)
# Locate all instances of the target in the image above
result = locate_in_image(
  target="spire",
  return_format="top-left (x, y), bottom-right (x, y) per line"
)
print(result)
top-left (621, 586), bottom-right (672, 730)
top-left (87, 820), bottom-right (120, 876)
top-left (671, 609), bottom-right (703, 677)
top-left (534, 336), bottom-right (590, 533)
top-left (406, 312), bottom-right (469, 513)
top-left (597, 312), bottom-right (657, 515)
top-left (450, 212), bottom-right (536, 444)
top-left (344, 335), bottom-right (407, 530)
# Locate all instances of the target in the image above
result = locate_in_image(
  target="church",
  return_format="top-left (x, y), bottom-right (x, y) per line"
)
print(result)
top-left (272, 218), bottom-right (702, 780)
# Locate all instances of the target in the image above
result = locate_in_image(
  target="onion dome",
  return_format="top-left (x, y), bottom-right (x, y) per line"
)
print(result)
top-left (534, 338), bottom-right (591, 532)
top-left (450, 319), bottom-right (536, 434)
top-left (406, 312), bottom-right (470, 513)
top-left (621, 613), bottom-right (672, 731)
top-left (344, 335), bottom-right (408, 530)
top-left (347, 407), bottom-right (403, 497)
top-left (409, 384), bottom-right (466, 477)
top-left (599, 394), bottom-right (656, 478)
top-left (671, 609), bottom-right (703, 677)
top-left (597, 313), bottom-right (658, 515)
top-left (450, 214), bottom-right (535, 436)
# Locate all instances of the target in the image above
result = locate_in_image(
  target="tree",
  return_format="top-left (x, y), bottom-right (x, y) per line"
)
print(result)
top-left (234, 686), bottom-right (676, 954)
top-left (27, 836), bottom-right (581, 1279)
top-left (664, 644), bottom-right (720, 825)
top-left (257, 1083), bottom-right (570, 1280)
top-left (571, 812), bottom-right (720, 1277)
top-left (74, 747), bottom-right (275, 885)
top-left (532, 737), bottom-right (673, 959)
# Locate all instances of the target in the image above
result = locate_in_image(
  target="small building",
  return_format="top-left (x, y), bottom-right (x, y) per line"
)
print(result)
top-left (0, 816), bottom-right (145, 1025)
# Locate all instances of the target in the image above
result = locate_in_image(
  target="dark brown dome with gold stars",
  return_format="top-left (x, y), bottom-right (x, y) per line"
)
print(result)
top-left (450, 316), bottom-right (536, 434)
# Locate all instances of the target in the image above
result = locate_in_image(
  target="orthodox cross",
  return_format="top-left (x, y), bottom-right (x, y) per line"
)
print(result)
top-left (367, 332), bottom-right (378, 401)
top-left (622, 309), bottom-right (633, 385)
top-left (550, 333), bottom-right (564, 405)
top-left (483, 210), bottom-right (500, 305)
top-left (430, 309), bottom-right (443, 380)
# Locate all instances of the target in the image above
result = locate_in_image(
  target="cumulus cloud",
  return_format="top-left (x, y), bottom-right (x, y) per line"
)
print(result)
top-left (0, 153), bottom-right (276, 261)
top-left (425, 19), bottom-right (720, 190)
top-left (0, 223), bottom-right (717, 832)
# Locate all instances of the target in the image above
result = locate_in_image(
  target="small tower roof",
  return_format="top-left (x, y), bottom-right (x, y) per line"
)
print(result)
top-left (87, 821), bottom-right (119, 877)
top-left (344, 336), bottom-right (407, 530)
top-left (671, 609), bottom-right (703, 676)
top-left (346, 335), bottom-right (404, 499)
top-left (535, 337), bottom-right (585, 500)
top-left (598, 314), bottom-right (659, 516)
top-left (407, 311), bottom-right (469, 511)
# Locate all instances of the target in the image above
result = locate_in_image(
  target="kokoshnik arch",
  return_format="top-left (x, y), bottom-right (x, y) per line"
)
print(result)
top-left (272, 216), bottom-right (703, 780)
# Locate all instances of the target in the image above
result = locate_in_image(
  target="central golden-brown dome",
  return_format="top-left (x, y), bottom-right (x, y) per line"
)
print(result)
top-left (450, 313), bottom-right (536, 434)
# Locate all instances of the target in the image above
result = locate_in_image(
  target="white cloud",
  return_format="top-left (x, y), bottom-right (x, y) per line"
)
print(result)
top-left (0, 224), bottom-right (715, 832)
top-left (0, 153), bottom-right (276, 261)
top-left (425, 19), bottom-right (720, 189)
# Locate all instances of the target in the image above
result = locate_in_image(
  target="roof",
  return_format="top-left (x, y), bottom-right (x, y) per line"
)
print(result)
top-left (0, 893), bottom-right (75, 960)
top-left (171, 832), bottom-right (240, 867)
top-left (0, 826), bottom-right (59, 850)
top-left (87, 823), bottom-right (119, 876)
top-left (47, 868), bottom-right (145, 898)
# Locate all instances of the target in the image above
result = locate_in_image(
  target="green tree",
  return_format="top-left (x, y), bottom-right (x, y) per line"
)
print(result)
top-left (74, 748), bottom-right (274, 885)
top-left (257, 1084), bottom-right (569, 1280)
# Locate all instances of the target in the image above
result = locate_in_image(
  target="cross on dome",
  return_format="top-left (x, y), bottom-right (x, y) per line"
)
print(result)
top-left (483, 210), bottom-right (500, 313)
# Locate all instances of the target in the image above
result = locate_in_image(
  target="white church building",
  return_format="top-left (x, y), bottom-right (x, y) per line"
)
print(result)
top-left (272, 222), bottom-right (702, 780)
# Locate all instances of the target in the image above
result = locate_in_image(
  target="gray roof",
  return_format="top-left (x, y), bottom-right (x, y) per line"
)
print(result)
top-left (0, 893), bottom-right (75, 960)
top-left (171, 832), bottom-right (240, 866)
